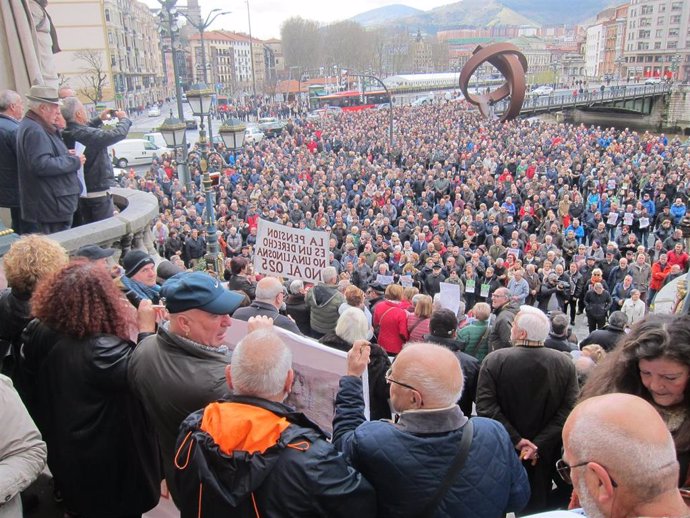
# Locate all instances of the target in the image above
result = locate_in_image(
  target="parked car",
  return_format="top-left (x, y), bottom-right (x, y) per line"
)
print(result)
top-left (108, 139), bottom-right (171, 168)
top-left (258, 117), bottom-right (286, 138)
top-left (245, 125), bottom-right (265, 144)
top-left (645, 77), bottom-right (662, 85)
top-left (147, 106), bottom-right (161, 117)
top-left (185, 118), bottom-right (198, 129)
top-left (531, 85), bottom-right (554, 96)
top-left (144, 132), bottom-right (190, 150)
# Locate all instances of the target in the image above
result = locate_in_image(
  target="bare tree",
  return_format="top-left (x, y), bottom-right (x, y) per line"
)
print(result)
top-left (322, 21), bottom-right (375, 72)
top-left (280, 17), bottom-right (323, 69)
top-left (74, 49), bottom-right (108, 104)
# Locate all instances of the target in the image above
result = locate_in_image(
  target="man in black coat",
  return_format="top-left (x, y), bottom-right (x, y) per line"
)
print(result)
top-left (423, 309), bottom-right (479, 418)
top-left (17, 85), bottom-right (84, 233)
top-left (544, 312), bottom-right (576, 353)
top-left (477, 306), bottom-right (579, 514)
top-left (579, 310), bottom-right (627, 352)
top-left (60, 97), bottom-right (132, 223)
top-left (285, 280), bottom-right (311, 336)
top-left (233, 277), bottom-right (302, 335)
top-left (0, 90), bottom-right (29, 234)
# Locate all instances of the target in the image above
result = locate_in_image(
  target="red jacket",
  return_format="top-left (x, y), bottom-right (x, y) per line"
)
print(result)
top-left (650, 261), bottom-right (672, 291)
top-left (667, 251), bottom-right (689, 271)
top-left (373, 300), bottom-right (409, 355)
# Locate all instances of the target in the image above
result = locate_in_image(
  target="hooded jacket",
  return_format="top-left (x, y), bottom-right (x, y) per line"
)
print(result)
top-left (174, 395), bottom-right (376, 518)
top-left (305, 283), bottom-right (345, 335)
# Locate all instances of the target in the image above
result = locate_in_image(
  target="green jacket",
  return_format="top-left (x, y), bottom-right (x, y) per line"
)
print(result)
top-left (306, 284), bottom-right (345, 334)
top-left (457, 320), bottom-right (491, 362)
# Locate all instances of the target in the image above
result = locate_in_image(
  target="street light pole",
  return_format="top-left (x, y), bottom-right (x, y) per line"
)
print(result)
top-left (247, 0), bottom-right (257, 96)
top-left (158, 0), bottom-right (191, 192)
top-left (352, 73), bottom-right (393, 152)
top-left (178, 8), bottom-right (230, 149)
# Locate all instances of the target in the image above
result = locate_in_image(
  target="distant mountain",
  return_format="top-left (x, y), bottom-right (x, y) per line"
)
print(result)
top-left (351, 0), bottom-right (540, 32)
top-left (501, 0), bottom-right (620, 25)
top-left (350, 0), bottom-right (620, 30)
top-left (351, 4), bottom-right (424, 26)
top-left (415, 0), bottom-right (539, 28)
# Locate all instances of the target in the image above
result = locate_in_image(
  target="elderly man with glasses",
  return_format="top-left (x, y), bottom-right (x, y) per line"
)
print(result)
top-left (332, 341), bottom-right (530, 518)
top-left (560, 393), bottom-right (688, 518)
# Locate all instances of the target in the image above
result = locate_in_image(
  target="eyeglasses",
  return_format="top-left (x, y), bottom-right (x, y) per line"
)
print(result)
top-left (556, 458), bottom-right (618, 488)
top-left (385, 367), bottom-right (420, 393)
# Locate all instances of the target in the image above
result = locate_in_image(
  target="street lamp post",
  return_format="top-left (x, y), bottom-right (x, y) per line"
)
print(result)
top-left (177, 8), bottom-right (230, 148)
top-left (352, 73), bottom-right (393, 152)
top-left (671, 54), bottom-right (681, 82)
top-left (615, 56), bottom-right (625, 86)
top-left (187, 90), bottom-right (246, 275)
top-left (246, 0), bottom-right (257, 96)
top-left (550, 61), bottom-right (560, 90)
top-left (158, 0), bottom-right (191, 192)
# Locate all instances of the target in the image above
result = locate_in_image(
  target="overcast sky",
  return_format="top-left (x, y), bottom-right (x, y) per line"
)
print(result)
top-left (141, 0), bottom-right (453, 40)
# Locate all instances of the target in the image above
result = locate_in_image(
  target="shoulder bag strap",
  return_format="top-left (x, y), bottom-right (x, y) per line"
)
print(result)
top-left (408, 316), bottom-right (427, 336)
top-left (417, 419), bottom-right (474, 518)
top-left (375, 305), bottom-right (396, 330)
top-left (466, 324), bottom-right (491, 358)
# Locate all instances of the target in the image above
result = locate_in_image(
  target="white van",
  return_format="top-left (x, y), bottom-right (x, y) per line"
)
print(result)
top-left (144, 132), bottom-right (190, 150)
top-left (109, 139), bottom-right (171, 168)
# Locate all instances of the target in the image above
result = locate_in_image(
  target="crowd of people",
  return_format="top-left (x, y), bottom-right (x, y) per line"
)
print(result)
top-left (1, 81), bottom-right (690, 518)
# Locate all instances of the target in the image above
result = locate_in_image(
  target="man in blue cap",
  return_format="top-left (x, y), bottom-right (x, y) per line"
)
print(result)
top-left (128, 271), bottom-right (246, 505)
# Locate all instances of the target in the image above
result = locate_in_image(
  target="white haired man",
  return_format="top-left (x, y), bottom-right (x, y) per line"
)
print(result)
top-left (174, 329), bottom-right (376, 517)
top-left (332, 342), bottom-right (530, 517)
top-left (561, 394), bottom-right (688, 518)
top-left (476, 305), bottom-right (579, 514)
top-left (0, 90), bottom-right (28, 234)
top-left (60, 96), bottom-right (131, 223)
top-left (232, 276), bottom-right (302, 334)
top-left (16, 85), bottom-right (85, 233)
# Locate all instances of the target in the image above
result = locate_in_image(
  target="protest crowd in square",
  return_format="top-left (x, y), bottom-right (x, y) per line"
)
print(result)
top-left (2, 84), bottom-right (690, 518)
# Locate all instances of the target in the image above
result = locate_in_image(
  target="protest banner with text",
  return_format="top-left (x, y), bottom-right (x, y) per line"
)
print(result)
top-left (254, 219), bottom-right (330, 283)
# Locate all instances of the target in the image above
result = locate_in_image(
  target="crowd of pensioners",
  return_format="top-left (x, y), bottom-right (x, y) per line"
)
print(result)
top-left (1, 82), bottom-right (690, 518)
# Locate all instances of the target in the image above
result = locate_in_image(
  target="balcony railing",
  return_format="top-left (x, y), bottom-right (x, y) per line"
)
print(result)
top-left (0, 188), bottom-right (160, 260)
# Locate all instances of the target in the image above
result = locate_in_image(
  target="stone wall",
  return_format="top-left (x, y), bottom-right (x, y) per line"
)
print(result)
top-left (664, 85), bottom-right (690, 135)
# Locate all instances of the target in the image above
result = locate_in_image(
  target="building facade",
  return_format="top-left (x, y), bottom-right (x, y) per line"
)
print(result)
top-left (188, 30), bottom-right (276, 95)
top-left (49, 0), bottom-right (167, 108)
top-left (585, 23), bottom-right (605, 77)
top-left (624, 0), bottom-right (690, 81)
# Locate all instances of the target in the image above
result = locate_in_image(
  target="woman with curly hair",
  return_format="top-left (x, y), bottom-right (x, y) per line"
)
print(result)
top-left (581, 314), bottom-right (690, 487)
top-left (0, 234), bottom-right (67, 375)
top-left (22, 261), bottom-right (161, 518)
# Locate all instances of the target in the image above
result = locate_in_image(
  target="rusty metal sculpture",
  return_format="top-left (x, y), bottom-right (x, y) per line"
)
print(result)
top-left (459, 43), bottom-right (528, 122)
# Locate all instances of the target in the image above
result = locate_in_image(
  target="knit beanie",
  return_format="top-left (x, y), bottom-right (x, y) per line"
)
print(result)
top-left (123, 250), bottom-right (154, 278)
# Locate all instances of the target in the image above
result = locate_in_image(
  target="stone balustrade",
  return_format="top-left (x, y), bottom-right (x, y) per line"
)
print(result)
top-left (0, 188), bottom-right (160, 261)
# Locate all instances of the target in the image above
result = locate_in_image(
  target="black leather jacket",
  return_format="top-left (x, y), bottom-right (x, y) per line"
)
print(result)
top-left (21, 320), bottom-right (160, 516)
top-left (62, 117), bottom-right (132, 193)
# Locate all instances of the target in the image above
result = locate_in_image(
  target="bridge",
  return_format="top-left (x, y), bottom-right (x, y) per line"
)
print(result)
top-left (492, 82), bottom-right (672, 118)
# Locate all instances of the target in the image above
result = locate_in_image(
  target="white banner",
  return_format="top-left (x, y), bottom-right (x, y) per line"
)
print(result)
top-left (254, 219), bottom-right (330, 283)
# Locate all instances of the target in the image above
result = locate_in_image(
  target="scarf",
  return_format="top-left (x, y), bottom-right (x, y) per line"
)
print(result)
top-left (121, 275), bottom-right (161, 302)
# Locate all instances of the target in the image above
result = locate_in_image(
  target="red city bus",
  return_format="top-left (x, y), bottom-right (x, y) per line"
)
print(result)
top-left (309, 89), bottom-right (389, 112)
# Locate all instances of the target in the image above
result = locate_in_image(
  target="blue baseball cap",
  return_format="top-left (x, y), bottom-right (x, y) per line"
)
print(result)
top-left (161, 272), bottom-right (244, 315)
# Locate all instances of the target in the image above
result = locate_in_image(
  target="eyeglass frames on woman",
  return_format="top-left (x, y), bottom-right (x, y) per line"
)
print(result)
top-left (555, 458), bottom-right (618, 488)
top-left (385, 367), bottom-right (419, 393)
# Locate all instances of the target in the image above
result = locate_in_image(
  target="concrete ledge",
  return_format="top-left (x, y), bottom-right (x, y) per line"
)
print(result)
top-left (0, 188), bottom-right (160, 258)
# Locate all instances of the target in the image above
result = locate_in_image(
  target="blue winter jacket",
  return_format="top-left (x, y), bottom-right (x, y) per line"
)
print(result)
top-left (333, 376), bottom-right (530, 518)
